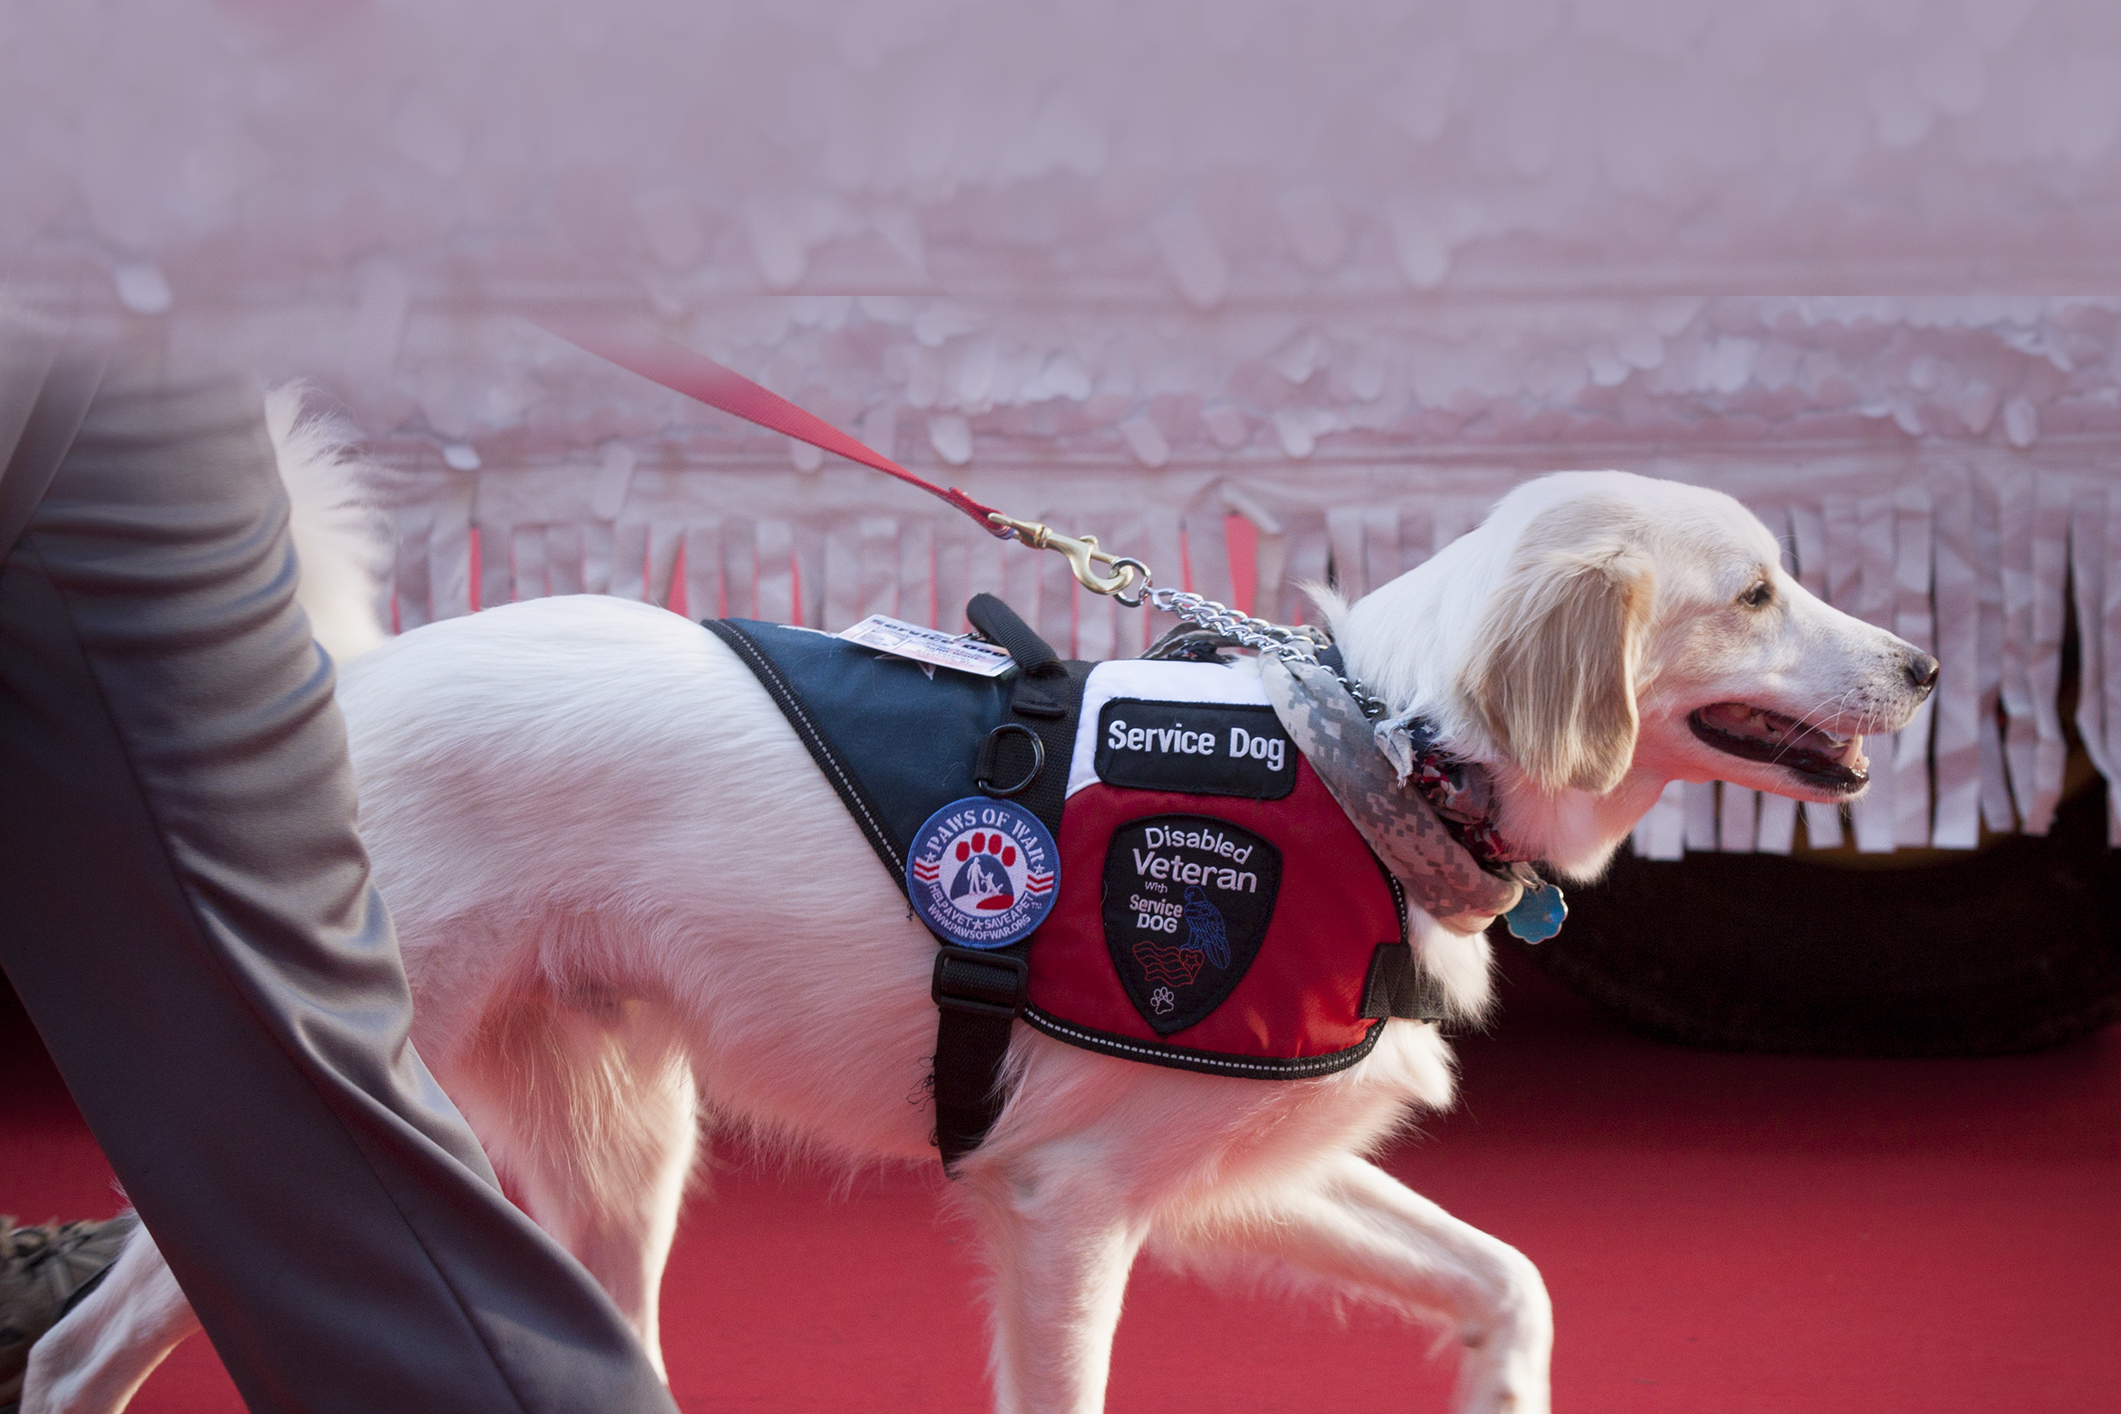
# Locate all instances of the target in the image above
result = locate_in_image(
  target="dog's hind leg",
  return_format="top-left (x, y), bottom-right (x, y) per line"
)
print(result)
top-left (442, 996), bottom-right (698, 1380)
top-left (22, 1223), bottom-right (200, 1414)
top-left (958, 1162), bottom-right (1151, 1414)
top-left (1152, 1151), bottom-right (1551, 1414)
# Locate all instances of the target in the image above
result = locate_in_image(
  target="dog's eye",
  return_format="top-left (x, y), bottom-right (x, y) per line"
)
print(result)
top-left (1740, 580), bottom-right (1775, 610)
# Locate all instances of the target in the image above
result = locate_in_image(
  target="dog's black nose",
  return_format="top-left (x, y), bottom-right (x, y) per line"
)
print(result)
top-left (1905, 652), bottom-right (1940, 694)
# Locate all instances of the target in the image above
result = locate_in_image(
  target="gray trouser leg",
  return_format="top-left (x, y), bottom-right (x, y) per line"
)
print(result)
top-left (0, 348), bottom-right (677, 1414)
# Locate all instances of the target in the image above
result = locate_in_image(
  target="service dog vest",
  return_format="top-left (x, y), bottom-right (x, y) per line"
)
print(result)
top-left (1025, 658), bottom-right (1420, 1076)
top-left (704, 616), bottom-right (1444, 1084)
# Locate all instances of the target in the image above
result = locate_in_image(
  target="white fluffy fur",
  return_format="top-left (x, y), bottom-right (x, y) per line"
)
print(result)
top-left (26, 467), bottom-right (1932, 1414)
top-left (265, 383), bottom-right (390, 665)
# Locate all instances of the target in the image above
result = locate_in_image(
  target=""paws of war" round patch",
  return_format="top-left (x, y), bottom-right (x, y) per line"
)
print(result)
top-left (907, 797), bottom-right (1060, 949)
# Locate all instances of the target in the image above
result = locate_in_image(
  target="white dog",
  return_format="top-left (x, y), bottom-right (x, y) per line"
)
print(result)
top-left (26, 454), bottom-right (1936, 1414)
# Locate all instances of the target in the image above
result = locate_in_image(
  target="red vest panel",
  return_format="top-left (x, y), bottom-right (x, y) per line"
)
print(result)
top-left (1024, 754), bottom-right (1405, 1077)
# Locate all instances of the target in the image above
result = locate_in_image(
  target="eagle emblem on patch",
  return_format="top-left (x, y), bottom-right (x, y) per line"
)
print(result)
top-left (908, 797), bottom-right (1060, 950)
top-left (1102, 814), bottom-right (1283, 1034)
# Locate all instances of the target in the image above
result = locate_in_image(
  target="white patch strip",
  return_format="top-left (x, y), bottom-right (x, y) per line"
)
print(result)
top-left (1631, 779), bottom-right (1686, 861)
top-left (823, 520), bottom-right (861, 629)
top-left (1931, 468), bottom-right (1983, 849)
top-left (1750, 503), bottom-right (1799, 855)
top-left (755, 519), bottom-right (793, 623)
top-left (395, 501), bottom-right (434, 630)
top-left (428, 486), bottom-right (473, 619)
top-left (546, 523), bottom-right (584, 597)
top-left (1891, 483), bottom-right (1934, 849)
top-left (646, 519), bottom-right (681, 609)
top-left (511, 524), bottom-right (548, 604)
top-left (1719, 781), bottom-right (1759, 853)
top-left (1684, 781), bottom-right (1719, 852)
top-left (2106, 492), bottom-right (2121, 846)
top-left (1851, 493), bottom-right (1897, 853)
top-left (2070, 486), bottom-right (2113, 838)
top-left (581, 518), bottom-right (613, 598)
top-left (2024, 475), bottom-right (2074, 834)
top-left (1974, 472), bottom-right (2015, 834)
top-left (1326, 506), bottom-right (1366, 598)
top-left (1065, 658), bottom-right (1270, 799)
top-left (1996, 466), bottom-right (2038, 831)
top-left (858, 516), bottom-right (899, 622)
top-left (1796, 499), bottom-right (1845, 848)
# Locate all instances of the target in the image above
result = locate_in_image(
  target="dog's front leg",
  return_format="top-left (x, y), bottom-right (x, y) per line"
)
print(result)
top-left (1160, 1151), bottom-right (1551, 1414)
top-left (960, 1161), bottom-right (1150, 1414)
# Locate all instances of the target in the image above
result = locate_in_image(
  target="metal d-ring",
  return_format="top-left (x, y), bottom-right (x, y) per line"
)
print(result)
top-left (975, 723), bottom-right (1045, 798)
top-left (1108, 557), bottom-right (1152, 607)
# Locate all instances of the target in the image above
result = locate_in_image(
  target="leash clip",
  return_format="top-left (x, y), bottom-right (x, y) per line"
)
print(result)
top-left (987, 513), bottom-right (1151, 603)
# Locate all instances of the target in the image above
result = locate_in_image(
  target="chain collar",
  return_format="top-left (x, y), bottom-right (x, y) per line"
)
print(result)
top-left (1145, 587), bottom-right (1391, 717)
top-left (1148, 586), bottom-right (1532, 871)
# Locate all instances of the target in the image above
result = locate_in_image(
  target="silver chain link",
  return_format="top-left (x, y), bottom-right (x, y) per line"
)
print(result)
top-left (1143, 584), bottom-right (1392, 720)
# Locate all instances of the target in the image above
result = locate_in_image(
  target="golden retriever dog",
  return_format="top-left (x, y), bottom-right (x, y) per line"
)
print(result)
top-left (27, 449), bottom-right (1935, 1414)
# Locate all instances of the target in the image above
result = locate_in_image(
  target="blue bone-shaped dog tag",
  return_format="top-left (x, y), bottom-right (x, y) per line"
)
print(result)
top-left (1503, 883), bottom-right (1567, 943)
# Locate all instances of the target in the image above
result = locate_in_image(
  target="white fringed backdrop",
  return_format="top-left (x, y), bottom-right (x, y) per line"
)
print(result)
top-left (379, 435), bottom-right (2121, 858)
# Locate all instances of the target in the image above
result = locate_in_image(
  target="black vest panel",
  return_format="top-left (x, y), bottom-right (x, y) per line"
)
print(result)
top-left (704, 618), bottom-right (1011, 877)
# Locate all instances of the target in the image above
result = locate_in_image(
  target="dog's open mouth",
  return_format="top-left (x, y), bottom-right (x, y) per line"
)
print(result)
top-left (1687, 703), bottom-right (1868, 791)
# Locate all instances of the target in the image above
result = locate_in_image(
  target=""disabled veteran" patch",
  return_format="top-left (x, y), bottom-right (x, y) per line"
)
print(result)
top-left (908, 797), bottom-right (1060, 949)
top-left (1101, 815), bottom-right (1282, 1034)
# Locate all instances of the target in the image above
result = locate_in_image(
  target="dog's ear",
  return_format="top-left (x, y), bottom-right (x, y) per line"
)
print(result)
top-left (1469, 543), bottom-right (1653, 796)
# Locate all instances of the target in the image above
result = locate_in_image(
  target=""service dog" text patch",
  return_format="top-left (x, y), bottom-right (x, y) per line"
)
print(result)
top-left (1093, 699), bottom-right (1298, 800)
top-left (1101, 814), bottom-right (1282, 1034)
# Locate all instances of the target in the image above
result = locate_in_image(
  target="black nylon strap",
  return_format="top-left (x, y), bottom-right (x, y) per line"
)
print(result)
top-left (967, 592), bottom-right (1059, 674)
top-left (934, 595), bottom-right (1088, 1169)
top-left (964, 597), bottom-right (1088, 844)
top-left (931, 947), bottom-right (1030, 1162)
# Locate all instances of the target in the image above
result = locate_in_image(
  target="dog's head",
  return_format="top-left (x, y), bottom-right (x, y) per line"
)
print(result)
top-left (1338, 471), bottom-right (1936, 874)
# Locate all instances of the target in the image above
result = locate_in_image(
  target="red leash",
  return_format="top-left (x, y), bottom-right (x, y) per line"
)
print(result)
top-left (540, 320), bottom-right (1013, 538)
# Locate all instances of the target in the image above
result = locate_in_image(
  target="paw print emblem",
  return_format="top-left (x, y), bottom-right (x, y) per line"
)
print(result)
top-left (947, 830), bottom-right (1018, 913)
top-left (1150, 986), bottom-right (1175, 1014)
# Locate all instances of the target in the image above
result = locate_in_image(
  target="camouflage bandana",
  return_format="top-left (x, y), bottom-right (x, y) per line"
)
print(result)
top-left (1372, 711), bottom-right (1533, 864)
top-left (1259, 654), bottom-right (1525, 935)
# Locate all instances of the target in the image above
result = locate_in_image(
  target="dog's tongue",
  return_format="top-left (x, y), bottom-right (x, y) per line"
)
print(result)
top-left (1699, 702), bottom-right (1865, 769)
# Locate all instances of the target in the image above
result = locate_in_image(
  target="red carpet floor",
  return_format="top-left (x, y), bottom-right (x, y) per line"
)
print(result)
top-left (6, 952), bottom-right (2117, 1413)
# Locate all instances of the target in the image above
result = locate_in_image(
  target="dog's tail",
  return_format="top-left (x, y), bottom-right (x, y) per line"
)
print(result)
top-left (265, 383), bottom-right (392, 664)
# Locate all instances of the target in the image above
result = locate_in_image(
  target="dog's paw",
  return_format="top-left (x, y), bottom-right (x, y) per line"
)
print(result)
top-left (1450, 1250), bottom-right (1551, 1414)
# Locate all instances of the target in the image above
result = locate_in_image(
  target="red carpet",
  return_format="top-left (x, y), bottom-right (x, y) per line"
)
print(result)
top-left (6, 953), bottom-right (2117, 1413)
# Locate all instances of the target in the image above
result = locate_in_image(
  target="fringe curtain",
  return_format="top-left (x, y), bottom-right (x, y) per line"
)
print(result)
top-left (387, 459), bottom-right (2121, 854)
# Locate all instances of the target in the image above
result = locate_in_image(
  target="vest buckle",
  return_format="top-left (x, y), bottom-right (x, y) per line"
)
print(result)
top-left (932, 947), bottom-right (1029, 1019)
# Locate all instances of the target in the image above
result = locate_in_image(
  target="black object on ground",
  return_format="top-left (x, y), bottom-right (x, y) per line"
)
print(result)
top-left (1523, 781), bottom-right (2121, 1056)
